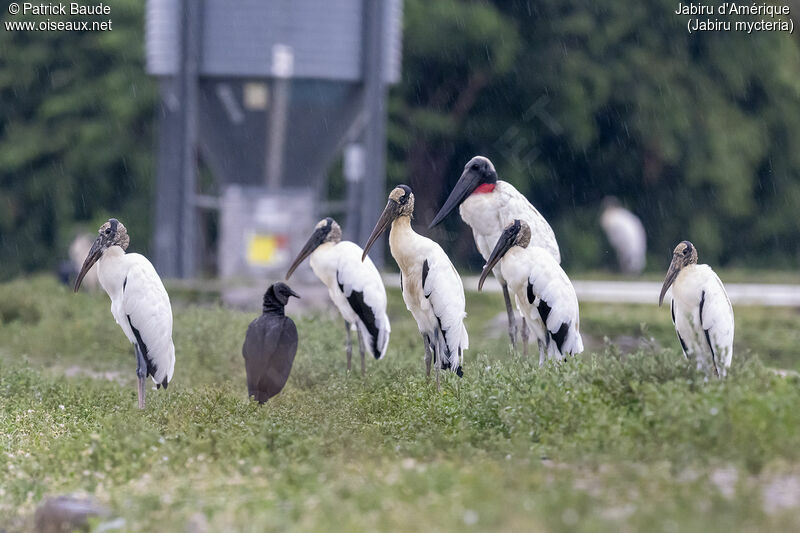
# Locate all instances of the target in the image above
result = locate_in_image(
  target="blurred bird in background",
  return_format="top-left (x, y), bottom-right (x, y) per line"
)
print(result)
top-left (600, 197), bottom-right (647, 275)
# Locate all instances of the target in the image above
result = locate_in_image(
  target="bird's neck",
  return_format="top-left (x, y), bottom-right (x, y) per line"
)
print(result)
top-left (473, 183), bottom-right (496, 194)
top-left (263, 298), bottom-right (286, 316)
top-left (389, 216), bottom-right (424, 271)
top-left (97, 246), bottom-right (128, 297)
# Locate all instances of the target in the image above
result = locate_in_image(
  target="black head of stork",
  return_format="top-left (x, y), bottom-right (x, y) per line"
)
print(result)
top-left (74, 218), bottom-right (130, 292)
top-left (428, 156), bottom-right (498, 228)
top-left (361, 185), bottom-right (415, 261)
top-left (478, 219), bottom-right (532, 291)
top-left (659, 240), bottom-right (699, 306)
top-left (285, 218), bottom-right (343, 280)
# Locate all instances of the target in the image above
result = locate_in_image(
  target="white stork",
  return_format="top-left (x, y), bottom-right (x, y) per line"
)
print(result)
top-left (362, 185), bottom-right (469, 388)
top-left (659, 241), bottom-right (734, 378)
top-left (429, 155), bottom-right (560, 353)
top-left (74, 219), bottom-right (175, 408)
top-left (478, 220), bottom-right (583, 366)
top-left (286, 217), bottom-right (390, 375)
top-left (600, 197), bottom-right (647, 275)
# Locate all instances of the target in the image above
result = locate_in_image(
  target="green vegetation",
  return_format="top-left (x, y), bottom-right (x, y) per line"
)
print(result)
top-left (2, 277), bottom-right (800, 531)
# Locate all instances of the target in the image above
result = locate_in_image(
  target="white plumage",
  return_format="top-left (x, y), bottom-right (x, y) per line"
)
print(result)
top-left (310, 242), bottom-right (390, 358)
top-left (364, 185), bottom-right (468, 386)
top-left (660, 241), bottom-right (734, 378)
top-left (74, 219), bottom-right (175, 409)
top-left (286, 218), bottom-right (390, 374)
top-left (600, 199), bottom-right (647, 274)
top-left (479, 220), bottom-right (582, 366)
top-left (97, 247), bottom-right (176, 386)
top-left (460, 180), bottom-right (560, 265)
top-left (429, 156), bottom-right (560, 350)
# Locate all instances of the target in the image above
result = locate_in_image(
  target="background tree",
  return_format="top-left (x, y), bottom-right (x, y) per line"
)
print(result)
top-left (0, 0), bottom-right (155, 279)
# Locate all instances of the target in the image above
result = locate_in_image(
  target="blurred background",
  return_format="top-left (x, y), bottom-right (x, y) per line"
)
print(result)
top-left (1, 0), bottom-right (800, 283)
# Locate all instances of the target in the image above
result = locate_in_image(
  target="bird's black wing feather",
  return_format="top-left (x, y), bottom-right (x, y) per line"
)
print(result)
top-left (242, 315), bottom-right (297, 403)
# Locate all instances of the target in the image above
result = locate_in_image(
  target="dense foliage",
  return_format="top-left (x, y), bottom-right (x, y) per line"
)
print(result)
top-left (0, 0), bottom-right (156, 278)
top-left (2, 0), bottom-right (800, 278)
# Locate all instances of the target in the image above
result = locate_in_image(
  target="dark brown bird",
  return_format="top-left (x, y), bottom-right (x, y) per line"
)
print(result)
top-left (242, 283), bottom-right (300, 403)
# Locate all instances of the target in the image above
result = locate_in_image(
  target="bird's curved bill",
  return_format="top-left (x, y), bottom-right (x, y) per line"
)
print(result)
top-left (74, 236), bottom-right (104, 293)
top-left (428, 168), bottom-right (481, 228)
top-left (362, 201), bottom-right (399, 262)
top-left (478, 230), bottom-right (515, 291)
top-left (286, 229), bottom-right (324, 280)
top-left (658, 257), bottom-right (681, 306)
top-left (287, 287), bottom-right (301, 299)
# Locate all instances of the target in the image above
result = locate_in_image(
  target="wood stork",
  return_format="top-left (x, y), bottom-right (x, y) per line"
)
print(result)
top-left (242, 282), bottom-right (300, 403)
top-left (362, 185), bottom-right (469, 388)
top-left (286, 217), bottom-right (390, 375)
top-left (74, 219), bottom-right (175, 409)
top-left (428, 155), bottom-right (560, 352)
top-left (659, 241), bottom-right (734, 378)
top-left (600, 197), bottom-right (647, 275)
top-left (478, 220), bottom-right (583, 366)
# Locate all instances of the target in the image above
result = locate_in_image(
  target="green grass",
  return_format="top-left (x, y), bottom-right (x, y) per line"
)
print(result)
top-left (1, 277), bottom-right (800, 531)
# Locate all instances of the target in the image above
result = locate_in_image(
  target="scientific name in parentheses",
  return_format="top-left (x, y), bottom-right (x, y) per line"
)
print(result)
top-left (21, 3), bottom-right (111, 15)
top-left (676, 3), bottom-right (793, 33)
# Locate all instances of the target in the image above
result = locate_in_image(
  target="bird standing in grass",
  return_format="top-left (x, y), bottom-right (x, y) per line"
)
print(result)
top-left (242, 282), bottom-right (300, 403)
top-left (429, 156), bottom-right (560, 353)
top-left (659, 241), bottom-right (734, 378)
top-left (286, 217), bottom-right (390, 375)
top-left (478, 220), bottom-right (583, 366)
top-left (362, 185), bottom-right (468, 389)
top-left (74, 219), bottom-right (175, 409)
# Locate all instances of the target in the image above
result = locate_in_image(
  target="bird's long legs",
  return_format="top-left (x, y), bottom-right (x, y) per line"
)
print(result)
top-left (423, 334), bottom-right (432, 378)
top-left (521, 317), bottom-right (529, 358)
top-left (344, 321), bottom-right (353, 372)
top-left (537, 340), bottom-right (546, 368)
top-left (134, 344), bottom-right (147, 409)
top-left (433, 330), bottom-right (441, 392)
top-left (357, 328), bottom-right (366, 377)
top-left (502, 283), bottom-right (518, 351)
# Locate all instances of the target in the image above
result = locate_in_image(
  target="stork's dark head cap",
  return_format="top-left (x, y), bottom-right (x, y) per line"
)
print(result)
top-left (659, 240), bottom-right (699, 306)
top-left (74, 218), bottom-right (130, 292)
top-left (464, 156), bottom-right (498, 183)
top-left (428, 157), bottom-right (497, 228)
top-left (388, 185), bottom-right (415, 217)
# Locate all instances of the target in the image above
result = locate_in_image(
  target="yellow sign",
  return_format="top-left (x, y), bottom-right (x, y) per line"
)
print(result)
top-left (247, 234), bottom-right (278, 266)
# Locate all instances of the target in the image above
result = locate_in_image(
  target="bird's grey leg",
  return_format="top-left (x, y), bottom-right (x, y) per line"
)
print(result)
top-left (434, 330), bottom-right (441, 392)
top-left (357, 328), bottom-right (366, 377)
top-left (538, 340), bottom-right (546, 368)
top-left (423, 334), bottom-right (432, 378)
top-left (502, 283), bottom-right (518, 351)
top-left (521, 317), bottom-right (529, 358)
top-left (344, 321), bottom-right (353, 372)
top-left (134, 344), bottom-right (147, 409)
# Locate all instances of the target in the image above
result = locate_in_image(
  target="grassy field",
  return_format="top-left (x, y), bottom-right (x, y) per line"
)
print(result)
top-left (1, 276), bottom-right (800, 532)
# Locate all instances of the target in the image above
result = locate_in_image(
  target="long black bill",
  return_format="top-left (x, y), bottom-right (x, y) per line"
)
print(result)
top-left (658, 258), bottom-right (681, 306)
top-left (286, 229), bottom-right (325, 280)
top-left (478, 228), bottom-right (517, 291)
top-left (362, 201), bottom-right (400, 262)
top-left (74, 236), bottom-right (104, 293)
top-left (428, 169), bottom-right (482, 228)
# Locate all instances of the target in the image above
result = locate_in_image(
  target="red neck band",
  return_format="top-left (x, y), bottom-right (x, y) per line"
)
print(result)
top-left (473, 183), bottom-right (496, 194)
